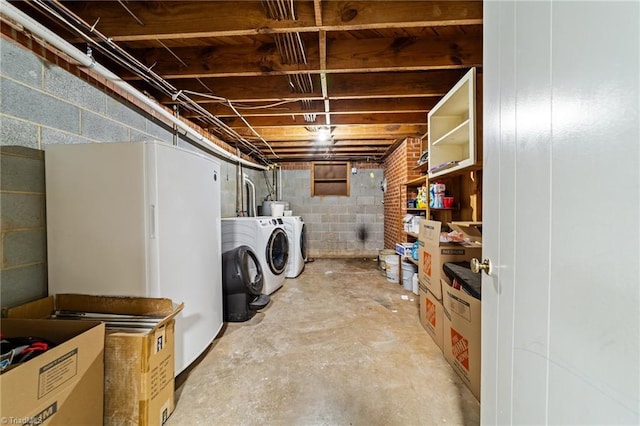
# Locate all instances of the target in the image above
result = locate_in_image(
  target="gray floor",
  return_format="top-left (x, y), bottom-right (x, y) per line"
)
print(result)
top-left (168, 258), bottom-right (480, 425)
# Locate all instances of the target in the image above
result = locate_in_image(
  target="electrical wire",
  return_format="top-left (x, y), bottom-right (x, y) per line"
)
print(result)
top-left (27, 0), bottom-right (275, 166)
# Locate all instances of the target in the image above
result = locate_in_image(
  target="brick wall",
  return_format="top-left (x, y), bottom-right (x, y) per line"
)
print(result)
top-left (383, 138), bottom-right (423, 248)
top-left (279, 161), bottom-right (384, 258)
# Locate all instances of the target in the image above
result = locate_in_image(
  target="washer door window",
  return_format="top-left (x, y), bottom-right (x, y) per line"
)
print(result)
top-left (300, 223), bottom-right (307, 260)
top-left (266, 228), bottom-right (289, 275)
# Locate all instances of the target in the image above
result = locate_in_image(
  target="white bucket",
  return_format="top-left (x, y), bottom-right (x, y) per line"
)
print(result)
top-left (271, 203), bottom-right (285, 217)
top-left (402, 260), bottom-right (417, 291)
top-left (379, 249), bottom-right (395, 276)
top-left (385, 254), bottom-right (399, 283)
top-left (412, 273), bottom-right (419, 295)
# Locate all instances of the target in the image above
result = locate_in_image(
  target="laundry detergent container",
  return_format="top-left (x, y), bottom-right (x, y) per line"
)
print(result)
top-left (222, 245), bottom-right (270, 322)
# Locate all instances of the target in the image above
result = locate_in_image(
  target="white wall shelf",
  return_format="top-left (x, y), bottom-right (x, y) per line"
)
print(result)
top-left (428, 68), bottom-right (477, 179)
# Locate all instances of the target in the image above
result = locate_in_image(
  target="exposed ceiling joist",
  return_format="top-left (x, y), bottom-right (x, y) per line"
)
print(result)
top-left (13, 0), bottom-right (481, 162)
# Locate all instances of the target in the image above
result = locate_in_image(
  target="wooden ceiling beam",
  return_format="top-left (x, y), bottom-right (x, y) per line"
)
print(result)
top-left (269, 145), bottom-right (389, 153)
top-left (261, 139), bottom-right (395, 147)
top-left (189, 97), bottom-right (437, 117)
top-left (219, 112), bottom-right (425, 128)
top-left (61, 1), bottom-right (481, 42)
top-left (118, 34), bottom-right (480, 79)
top-left (151, 70), bottom-right (463, 104)
top-left (235, 124), bottom-right (425, 141)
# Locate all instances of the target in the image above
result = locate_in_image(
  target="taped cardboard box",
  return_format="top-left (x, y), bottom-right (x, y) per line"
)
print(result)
top-left (8, 294), bottom-right (184, 426)
top-left (0, 318), bottom-right (105, 425)
top-left (441, 280), bottom-right (481, 401)
top-left (418, 219), bottom-right (482, 300)
top-left (418, 281), bottom-right (444, 351)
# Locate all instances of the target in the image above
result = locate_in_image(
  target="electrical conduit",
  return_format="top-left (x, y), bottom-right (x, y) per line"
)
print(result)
top-left (0, 0), bottom-right (267, 170)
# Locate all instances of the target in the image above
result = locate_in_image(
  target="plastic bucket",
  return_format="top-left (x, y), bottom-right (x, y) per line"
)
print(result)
top-left (402, 260), bottom-right (417, 291)
top-left (271, 204), bottom-right (285, 217)
top-left (385, 253), bottom-right (400, 283)
top-left (378, 249), bottom-right (395, 276)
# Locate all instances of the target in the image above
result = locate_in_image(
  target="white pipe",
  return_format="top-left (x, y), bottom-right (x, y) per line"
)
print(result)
top-left (0, 0), bottom-right (267, 170)
top-left (243, 175), bottom-right (257, 217)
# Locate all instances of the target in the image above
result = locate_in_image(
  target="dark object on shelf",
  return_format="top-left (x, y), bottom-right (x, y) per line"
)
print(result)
top-left (222, 245), bottom-right (270, 322)
top-left (407, 199), bottom-right (417, 208)
top-left (0, 335), bottom-right (56, 371)
top-left (417, 150), bottom-right (429, 166)
top-left (428, 160), bottom-right (460, 174)
top-left (443, 262), bottom-right (482, 300)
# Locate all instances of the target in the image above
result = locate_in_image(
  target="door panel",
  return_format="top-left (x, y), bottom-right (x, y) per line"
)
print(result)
top-left (483, 1), bottom-right (639, 424)
top-left (512, 2), bottom-right (553, 424)
top-left (480, 0), bottom-right (500, 422)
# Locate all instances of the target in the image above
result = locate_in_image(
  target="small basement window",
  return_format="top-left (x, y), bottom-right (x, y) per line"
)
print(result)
top-left (311, 162), bottom-right (350, 196)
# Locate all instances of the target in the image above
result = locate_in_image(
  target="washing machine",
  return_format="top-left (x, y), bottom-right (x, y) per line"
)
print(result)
top-left (281, 216), bottom-right (306, 278)
top-left (221, 217), bottom-right (289, 295)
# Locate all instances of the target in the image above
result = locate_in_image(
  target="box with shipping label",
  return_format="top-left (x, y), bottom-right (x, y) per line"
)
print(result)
top-left (0, 318), bottom-right (105, 426)
top-left (418, 281), bottom-right (444, 351)
top-left (7, 294), bottom-right (184, 426)
top-left (442, 280), bottom-right (481, 401)
top-left (418, 219), bottom-right (482, 300)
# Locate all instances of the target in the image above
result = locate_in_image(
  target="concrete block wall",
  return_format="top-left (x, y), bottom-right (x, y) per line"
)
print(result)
top-left (0, 37), bottom-right (176, 149)
top-left (383, 138), bottom-right (423, 248)
top-left (0, 35), bottom-right (270, 308)
top-left (280, 162), bottom-right (384, 258)
top-left (0, 146), bottom-right (48, 307)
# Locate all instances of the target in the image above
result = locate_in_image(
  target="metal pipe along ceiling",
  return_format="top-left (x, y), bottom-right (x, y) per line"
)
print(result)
top-left (0, 0), bottom-right (268, 170)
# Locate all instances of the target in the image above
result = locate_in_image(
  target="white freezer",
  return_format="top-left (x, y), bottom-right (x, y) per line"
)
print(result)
top-left (45, 141), bottom-right (223, 375)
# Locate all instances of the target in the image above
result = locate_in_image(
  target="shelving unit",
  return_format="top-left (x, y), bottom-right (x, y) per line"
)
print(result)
top-left (428, 67), bottom-right (480, 179)
top-left (311, 162), bottom-right (350, 196)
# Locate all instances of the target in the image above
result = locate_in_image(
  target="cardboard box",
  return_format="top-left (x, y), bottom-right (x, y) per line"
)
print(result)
top-left (442, 279), bottom-right (481, 401)
top-left (418, 281), bottom-right (444, 351)
top-left (8, 295), bottom-right (183, 426)
top-left (418, 219), bottom-right (482, 300)
top-left (0, 318), bottom-right (105, 425)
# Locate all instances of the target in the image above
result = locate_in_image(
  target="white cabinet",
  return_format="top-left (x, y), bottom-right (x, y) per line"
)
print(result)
top-left (45, 141), bottom-right (223, 375)
top-left (428, 67), bottom-right (478, 178)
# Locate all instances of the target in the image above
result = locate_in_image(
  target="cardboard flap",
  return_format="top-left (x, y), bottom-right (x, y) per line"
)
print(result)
top-left (419, 219), bottom-right (442, 246)
top-left (449, 222), bottom-right (482, 243)
top-left (6, 296), bottom-right (54, 319)
top-left (55, 294), bottom-right (178, 317)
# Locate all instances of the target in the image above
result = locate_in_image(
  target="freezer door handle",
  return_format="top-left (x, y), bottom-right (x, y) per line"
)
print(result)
top-left (150, 204), bottom-right (156, 239)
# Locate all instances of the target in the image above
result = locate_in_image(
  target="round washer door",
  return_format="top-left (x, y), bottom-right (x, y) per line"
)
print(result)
top-left (300, 223), bottom-right (307, 261)
top-left (266, 228), bottom-right (289, 275)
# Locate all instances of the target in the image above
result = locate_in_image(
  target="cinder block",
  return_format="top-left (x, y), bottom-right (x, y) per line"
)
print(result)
top-left (0, 263), bottom-right (47, 309)
top-left (41, 127), bottom-right (93, 146)
top-left (2, 229), bottom-right (46, 267)
top-left (0, 193), bottom-right (44, 229)
top-left (129, 129), bottom-right (152, 142)
top-left (1, 78), bottom-right (79, 133)
top-left (339, 214), bottom-right (356, 224)
top-left (80, 110), bottom-right (128, 142)
top-left (44, 66), bottom-right (106, 114)
top-left (0, 116), bottom-right (39, 148)
top-left (356, 196), bottom-right (375, 206)
top-left (107, 97), bottom-right (146, 129)
top-left (146, 118), bottom-right (173, 141)
top-left (0, 39), bottom-right (42, 87)
top-left (0, 150), bottom-right (45, 193)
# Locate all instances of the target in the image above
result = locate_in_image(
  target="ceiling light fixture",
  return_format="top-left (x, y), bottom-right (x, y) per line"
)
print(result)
top-left (316, 127), bottom-right (330, 143)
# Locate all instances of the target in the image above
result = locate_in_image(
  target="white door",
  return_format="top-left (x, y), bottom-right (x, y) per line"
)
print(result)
top-left (150, 142), bottom-right (223, 374)
top-left (482, 1), bottom-right (639, 424)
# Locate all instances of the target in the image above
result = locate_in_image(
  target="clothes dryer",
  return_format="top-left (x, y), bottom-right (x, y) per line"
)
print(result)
top-left (221, 217), bottom-right (289, 295)
top-left (281, 216), bottom-right (306, 278)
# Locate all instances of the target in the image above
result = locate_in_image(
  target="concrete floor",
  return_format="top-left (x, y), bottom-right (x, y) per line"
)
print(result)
top-left (168, 258), bottom-right (480, 425)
